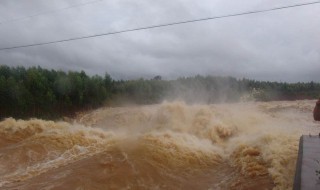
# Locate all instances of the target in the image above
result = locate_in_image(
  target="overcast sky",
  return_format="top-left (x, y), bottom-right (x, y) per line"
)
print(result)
top-left (0, 0), bottom-right (319, 82)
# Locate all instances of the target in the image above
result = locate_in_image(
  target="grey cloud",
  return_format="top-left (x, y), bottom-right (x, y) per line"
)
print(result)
top-left (0, 0), bottom-right (319, 82)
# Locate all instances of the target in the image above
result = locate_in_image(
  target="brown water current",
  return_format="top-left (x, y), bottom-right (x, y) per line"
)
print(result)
top-left (0, 100), bottom-right (319, 189)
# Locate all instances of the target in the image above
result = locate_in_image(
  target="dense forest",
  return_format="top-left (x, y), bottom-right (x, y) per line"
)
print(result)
top-left (0, 65), bottom-right (319, 119)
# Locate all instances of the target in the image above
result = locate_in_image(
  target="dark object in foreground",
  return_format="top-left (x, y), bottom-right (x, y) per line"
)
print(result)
top-left (314, 100), bottom-right (320, 121)
top-left (293, 135), bottom-right (320, 190)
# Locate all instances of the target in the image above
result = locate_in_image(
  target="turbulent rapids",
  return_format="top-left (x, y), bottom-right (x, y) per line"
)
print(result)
top-left (0, 100), bottom-right (319, 190)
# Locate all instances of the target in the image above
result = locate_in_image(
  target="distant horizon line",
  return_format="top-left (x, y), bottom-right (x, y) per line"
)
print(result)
top-left (1, 64), bottom-right (319, 84)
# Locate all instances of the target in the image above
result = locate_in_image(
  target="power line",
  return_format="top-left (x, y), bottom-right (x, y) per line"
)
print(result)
top-left (0, 0), bottom-right (103, 25)
top-left (0, 0), bottom-right (319, 51)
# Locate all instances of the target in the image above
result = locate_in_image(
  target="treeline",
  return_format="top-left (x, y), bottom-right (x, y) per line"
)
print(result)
top-left (0, 65), bottom-right (319, 119)
top-left (0, 65), bottom-right (112, 119)
top-left (245, 80), bottom-right (320, 101)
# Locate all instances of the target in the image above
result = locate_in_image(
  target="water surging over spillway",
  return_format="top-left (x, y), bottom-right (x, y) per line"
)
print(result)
top-left (0, 100), bottom-right (319, 189)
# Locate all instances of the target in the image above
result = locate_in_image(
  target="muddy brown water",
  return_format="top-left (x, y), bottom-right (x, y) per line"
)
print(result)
top-left (0, 100), bottom-right (319, 190)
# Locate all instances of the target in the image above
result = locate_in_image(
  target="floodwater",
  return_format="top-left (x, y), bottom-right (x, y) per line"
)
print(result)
top-left (0, 100), bottom-right (319, 190)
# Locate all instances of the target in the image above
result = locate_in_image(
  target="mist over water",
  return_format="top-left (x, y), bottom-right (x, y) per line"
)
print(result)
top-left (0, 100), bottom-right (319, 190)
